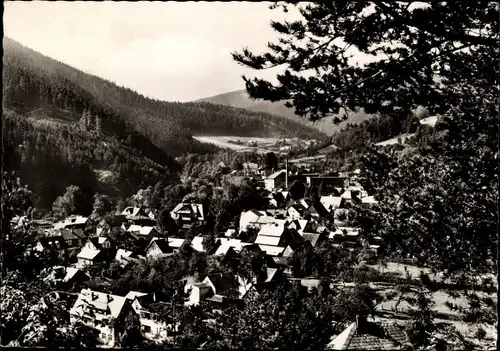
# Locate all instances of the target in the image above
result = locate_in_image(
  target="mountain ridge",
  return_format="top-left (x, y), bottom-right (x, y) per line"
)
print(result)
top-left (196, 89), bottom-right (373, 135)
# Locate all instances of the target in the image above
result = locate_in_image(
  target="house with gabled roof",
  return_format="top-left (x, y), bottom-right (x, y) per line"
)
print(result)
top-left (125, 225), bottom-right (159, 240)
top-left (69, 289), bottom-right (133, 347)
top-left (254, 220), bottom-right (303, 249)
top-left (34, 235), bottom-right (66, 258)
top-left (144, 238), bottom-right (173, 259)
top-left (341, 190), bottom-right (361, 204)
top-left (115, 249), bottom-right (139, 268)
top-left (320, 196), bottom-right (344, 213)
top-left (125, 292), bottom-right (175, 342)
top-left (190, 235), bottom-right (207, 252)
top-left (327, 317), bottom-right (409, 350)
top-left (54, 215), bottom-right (88, 230)
top-left (184, 272), bottom-right (242, 307)
top-left (257, 244), bottom-right (286, 257)
top-left (170, 202), bottom-right (206, 229)
top-left (84, 236), bottom-right (114, 251)
top-left (167, 238), bottom-right (186, 252)
top-left (121, 206), bottom-right (156, 220)
top-left (60, 228), bottom-right (85, 255)
top-left (264, 170), bottom-right (287, 191)
top-left (44, 266), bottom-right (90, 288)
top-left (76, 246), bottom-right (106, 269)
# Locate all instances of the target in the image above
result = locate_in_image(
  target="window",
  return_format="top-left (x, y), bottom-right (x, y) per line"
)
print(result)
top-left (142, 325), bottom-right (152, 333)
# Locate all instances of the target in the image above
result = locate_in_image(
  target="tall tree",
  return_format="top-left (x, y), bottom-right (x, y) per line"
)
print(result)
top-left (233, 2), bottom-right (498, 122)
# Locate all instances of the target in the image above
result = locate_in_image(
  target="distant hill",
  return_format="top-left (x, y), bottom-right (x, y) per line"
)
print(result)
top-left (197, 89), bottom-right (373, 135)
top-left (2, 37), bottom-right (325, 211)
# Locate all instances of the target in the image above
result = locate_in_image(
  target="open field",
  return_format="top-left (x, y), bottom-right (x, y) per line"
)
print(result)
top-left (193, 135), bottom-right (316, 154)
top-left (364, 262), bottom-right (498, 345)
top-left (375, 133), bottom-right (416, 146)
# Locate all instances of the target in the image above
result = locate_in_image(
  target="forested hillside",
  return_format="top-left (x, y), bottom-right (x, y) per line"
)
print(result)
top-left (3, 37), bottom-right (325, 150)
top-left (2, 37), bottom-right (325, 212)
top-left (197, 89), bottom-right (372, 135)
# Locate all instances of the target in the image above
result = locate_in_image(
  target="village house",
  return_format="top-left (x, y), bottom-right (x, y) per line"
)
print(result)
top-left (239, 210), bottom-right (270, 232)
top-left (168, 238), bottom-right (186, 252)
top-left (361, 195), bottom-right (378, 206)
top-left (326, 317), bottom-right (409, 350)
top-left (76, 246), bottom-right (106, 269)
top-left (307, 175), bottom-right (350, 194)
top-left (268, 191), bottom-right (290, 208)
top-left (341, 190), bottom-right (361, 204)
top-left (249, 267), bottom-right (286, 293)
top-left (58, 229), bottom-right (86, 256)
top-left (123, 224), bottom-right (160, 240)
top-left (242, 162), bottom-right (260, 176)
top-left (69, 289), bottom-right (133, 347)
top-left (224, 228), bottom-right (236, 237)
top-left (320, 195), bottom-right (344, 213)
top-left (125, 291), bottom-right (172, 342)
top-left (170, 203), bottom-right (206, 228)
top-left (121, 206), bottom-right (156, 220)
top-left (34, 235), bottom-right (67, 258)
top-left (84, 236), bottom-right (115, 251)
top-left (295, 278), bottom-right (323, 292)
top-left (190, 235), bottom-right (207, 252)
top-left (214, 245), bottom-right (241, 266)
top-left (301, 232), bottom-right (325, 248)
top-left (144, 238), bottom-right (173, 259)
top-left (114, 249), bottom-right (139, 268)
top-left (264, 170), bottom-right (287, 191)
top-left (44, 266), bottom-right (90, 288)
top-left (254, 220), bottom-right (303, 249)
top-left (54, 215), bottom-right (88, 230)
top-left (286, 202), bottom-right (309, 219)
top-left (215, 238), bottom-right (253, 254)
top-left (185, 273), bottom-right (242, 307)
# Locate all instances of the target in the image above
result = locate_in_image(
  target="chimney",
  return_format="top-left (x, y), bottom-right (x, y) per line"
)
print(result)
top-left (355, 315), bottom-right (367, 333)
top-left (107, 295), bottom-right (114, 303)
top-left (91, 292), bottom-right (98, 301)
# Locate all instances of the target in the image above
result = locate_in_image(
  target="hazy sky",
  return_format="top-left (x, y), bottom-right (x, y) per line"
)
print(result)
top-left (4, 1), bottom-right (309, 102)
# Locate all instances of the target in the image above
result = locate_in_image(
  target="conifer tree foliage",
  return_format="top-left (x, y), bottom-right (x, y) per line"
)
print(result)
top-left (233, 2), bottom-right (499, 122)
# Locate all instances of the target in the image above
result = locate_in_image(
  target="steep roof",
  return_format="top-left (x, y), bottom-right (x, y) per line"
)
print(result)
top-left (77, 247), bottom-right (102, 260)
top-left (168, 237), bottom-right (186, 249)
top-left (205, 273), bottom-right (237, 295)
top-left (125, 291), bottom-right (149, 300)
top-left (60, 228), bottom-right (80, 241)
top-left (301, 233), bottom-right (321, 247)
top-left (258, 221), bottom-right (287, 237)
top-left (267, 170), bottom-right (286, 179)
top-left (190, 236), bottom-right (206, 252)
top-left (327, 321), bottom-right (409, 350)
top-left (152, 238), bottom-right (171, 253)
top-left (115, 249), bottom-right (133, 261)
top-left (254, 234), bottom-right (281, 246)
top-left (63, 267), bottom-right (88, 283)
top-left (320, 196), bottom-right (343, 211)
top-left (127, 225), bottom-right (156, 236)
top-left (71, 289), bottom-right (128, 319)
top-left (258, 245), bottom-right (285, 257)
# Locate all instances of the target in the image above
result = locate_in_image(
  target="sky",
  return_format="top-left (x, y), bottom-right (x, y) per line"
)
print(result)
top-left (4, 1), bottom-right (309, 102)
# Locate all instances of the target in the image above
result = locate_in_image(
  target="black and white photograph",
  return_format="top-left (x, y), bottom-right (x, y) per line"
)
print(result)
top-left (1, 1), bottom-right (498, 349)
